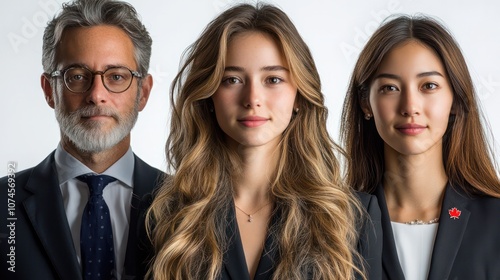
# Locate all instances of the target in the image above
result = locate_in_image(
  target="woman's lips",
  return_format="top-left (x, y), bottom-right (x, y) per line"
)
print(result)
top-left (238, 116), bottom-right (269, 127)
top-left (395, 123), bottom-right (427, 135)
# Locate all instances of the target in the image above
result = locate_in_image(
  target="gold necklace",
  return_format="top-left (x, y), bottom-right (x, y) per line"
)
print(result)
top-left (403, 217), bottom-right (439, 225)
top-left (234, 202), bottom-right (272, 222)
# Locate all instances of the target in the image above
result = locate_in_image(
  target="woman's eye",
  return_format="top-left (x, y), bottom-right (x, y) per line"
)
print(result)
top-left (222, 77), bottom-right (241, 85)
top-left (423, 83), bottom-right (438, 90)
top-left (380, 85), bottom-right (399, 93)
top-left (267, 77), bottom-right (283, 84)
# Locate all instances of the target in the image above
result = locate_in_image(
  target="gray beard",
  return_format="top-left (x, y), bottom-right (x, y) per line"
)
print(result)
top-left (55, 100), bottom-right (139, 153)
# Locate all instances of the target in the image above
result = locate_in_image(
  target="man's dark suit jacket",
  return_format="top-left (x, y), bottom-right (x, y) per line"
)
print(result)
top-left (137, 192), bottom-right (382, 279)
top-left (374, 184), bottom-right (500, 280)
top-left (0, 151), bottom-right (164, 280)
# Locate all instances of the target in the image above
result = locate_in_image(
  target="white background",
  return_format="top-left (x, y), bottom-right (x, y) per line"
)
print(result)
top-left (1, 0), bottom-right (499, 176)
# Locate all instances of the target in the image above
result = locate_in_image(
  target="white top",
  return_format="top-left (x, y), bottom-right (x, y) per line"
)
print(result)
top-left (391, 222), bottom-right (439, 280)
top-left (55, 144), bottom-right (134, 280)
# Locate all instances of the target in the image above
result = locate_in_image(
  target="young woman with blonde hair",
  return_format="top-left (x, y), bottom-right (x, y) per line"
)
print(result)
top-left (140, 3), bottom-right (381, 280)
top-left (341, 15), bottom-right (500, 280)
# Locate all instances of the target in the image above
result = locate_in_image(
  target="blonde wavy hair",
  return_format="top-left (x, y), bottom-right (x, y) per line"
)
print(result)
top-left (147, 3), bottom-right (365, 279)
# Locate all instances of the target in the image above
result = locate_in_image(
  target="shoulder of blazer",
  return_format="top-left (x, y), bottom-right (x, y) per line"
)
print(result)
top-left (132, 154), bottom-right (165, 197)
top-left (0, 155), bottom-right (52, 227)
top-left (0, 151), bottom-right (83, 280)
top-left (441, 183), bottom-right (500, 223)
top-left (0, 151), bottom-right (56, 196)
top-left (354, 191), bottom-right (383, 280)
top-left (445, 184), bottom-right (500, 224)
top-left (355, 191), bottom-right (382, 221)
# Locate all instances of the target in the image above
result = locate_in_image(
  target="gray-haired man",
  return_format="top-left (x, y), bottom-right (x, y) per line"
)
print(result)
top-left (0, 0), bottom-right (163, 279)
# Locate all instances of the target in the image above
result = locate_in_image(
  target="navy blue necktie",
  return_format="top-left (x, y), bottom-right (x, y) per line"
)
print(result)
top-left (77, 174), bottom-right (117, 280)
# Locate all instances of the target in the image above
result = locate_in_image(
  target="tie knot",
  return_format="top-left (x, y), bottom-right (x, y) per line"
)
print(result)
top-left (77, 174), bottom-right (117, 196)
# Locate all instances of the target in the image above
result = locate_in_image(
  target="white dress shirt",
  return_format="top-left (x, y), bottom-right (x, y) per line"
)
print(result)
top-left (391, 222), bottom-right (439, 280)
top-left (55, 144), bottom-right (134, 280)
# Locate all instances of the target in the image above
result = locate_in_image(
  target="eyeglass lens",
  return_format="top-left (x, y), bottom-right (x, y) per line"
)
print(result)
top-left (64, 67), bottom-right (134, 93)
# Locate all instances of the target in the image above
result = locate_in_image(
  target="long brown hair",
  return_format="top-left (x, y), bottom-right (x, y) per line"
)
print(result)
top-left (147, 3), bottom-right (365, 280)
top-left (340, 15), bottom-right (500, 197)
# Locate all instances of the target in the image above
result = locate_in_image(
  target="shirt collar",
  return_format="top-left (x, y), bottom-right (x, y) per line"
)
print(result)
top-left (54, 143), bottom-right (135, 188)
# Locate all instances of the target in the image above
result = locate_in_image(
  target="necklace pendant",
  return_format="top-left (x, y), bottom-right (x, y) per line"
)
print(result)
top-left (248, 215), bottom-right (253, 222)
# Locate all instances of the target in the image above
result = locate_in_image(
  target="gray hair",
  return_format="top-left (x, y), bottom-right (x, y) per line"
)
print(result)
top-left (42, 0), bottom-right (152, 76)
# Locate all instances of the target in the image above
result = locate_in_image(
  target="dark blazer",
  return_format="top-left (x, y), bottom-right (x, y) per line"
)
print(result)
top-left (375, 184), bottom-right (500, 280)
top-left (137, 192), bottom-right (382, 279)
top-left (0, 151), bottom-right (164, 280)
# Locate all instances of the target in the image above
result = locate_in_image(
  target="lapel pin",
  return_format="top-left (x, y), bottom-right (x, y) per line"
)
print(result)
top-left (448, 207), bottom-right (461, 219)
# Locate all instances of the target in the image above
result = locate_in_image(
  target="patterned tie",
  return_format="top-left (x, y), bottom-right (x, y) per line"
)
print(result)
top-left (77, 174), bottom-right (117, 280)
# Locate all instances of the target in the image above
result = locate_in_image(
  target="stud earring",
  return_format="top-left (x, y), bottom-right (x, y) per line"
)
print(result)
top-left (209, 107), bottom-right (214, 113)
top-left (364, 113), bottom-right (372, 120)
top-left (294, 107), bottom-right (299, 114)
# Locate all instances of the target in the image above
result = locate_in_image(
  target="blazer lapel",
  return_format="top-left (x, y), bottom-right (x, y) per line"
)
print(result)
top-left (253, 209), bottom-right (278, 280)
top-left (374, 185), bottom-right (406, 280)
top-left (23, 152), bottom-right (82, 280)
top-left (223, 205), bottom-right (251, 280)
top-left (427, 185), bottom-right (470, 280)
top-left (123, 155), bottom-right (164, 279)
top-left (222, 205), bottom-right (279, 280)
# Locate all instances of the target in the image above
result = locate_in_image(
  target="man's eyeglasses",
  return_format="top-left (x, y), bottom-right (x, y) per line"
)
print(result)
top-left (50, 66), bottom-right (142, 93)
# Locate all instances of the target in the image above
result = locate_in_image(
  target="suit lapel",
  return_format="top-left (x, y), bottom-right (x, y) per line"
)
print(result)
top-left (427, 185), bottom-right (470, 280)
top-left (374, 185), bottom-right (406, 280)
top-left (253, 209), bottom-right (279, 280)
top-left (223, 205), bottom-right (251, 280)
top-left (23, 152), bottom-right (82, 280)
top-left (222, 204), bottom-right (279, 280)
top-left (122, 155), bottom-right (163, 279)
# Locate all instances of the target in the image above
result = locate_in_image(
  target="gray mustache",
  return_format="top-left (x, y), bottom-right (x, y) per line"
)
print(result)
top-left (74, 106), bottom-right (119, 119)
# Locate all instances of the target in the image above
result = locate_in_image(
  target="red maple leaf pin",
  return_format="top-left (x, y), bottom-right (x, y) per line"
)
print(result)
top-left (448, 207), bottom-right (461, 219)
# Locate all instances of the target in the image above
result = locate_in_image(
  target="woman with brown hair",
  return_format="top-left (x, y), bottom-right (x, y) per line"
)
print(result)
top-left (139, 3), bottom-right (381, 280)
top-left (341, 15), bottom-right (500, 280)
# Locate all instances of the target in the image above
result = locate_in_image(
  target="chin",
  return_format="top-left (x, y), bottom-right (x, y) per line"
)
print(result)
top-left (385, 141), bottom-right (431, 157)
top-left (65, 125), bottom-right (129, 153)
